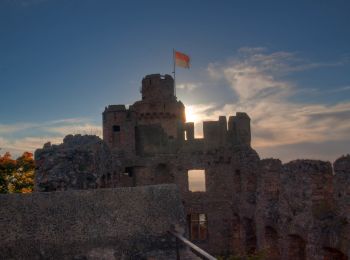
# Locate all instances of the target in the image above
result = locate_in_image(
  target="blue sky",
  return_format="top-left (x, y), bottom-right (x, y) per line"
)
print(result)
top-left (0, 0), bottom-right (350, 162)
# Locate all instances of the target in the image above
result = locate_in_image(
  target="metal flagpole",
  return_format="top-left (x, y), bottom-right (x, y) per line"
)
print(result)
top-left (173, 48), bottom-right (176, 97)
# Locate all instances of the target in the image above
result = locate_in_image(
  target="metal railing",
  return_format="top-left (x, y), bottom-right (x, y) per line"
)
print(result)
top-left (169, 230), bottom-right (217, 260)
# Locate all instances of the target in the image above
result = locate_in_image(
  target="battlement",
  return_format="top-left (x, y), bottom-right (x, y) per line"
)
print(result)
top-left (228, 113), bottom-right (251, 145)
top-left (183, 113), bottom-right (251, 147)
top-left (104, 104), bottom-right (126, 112)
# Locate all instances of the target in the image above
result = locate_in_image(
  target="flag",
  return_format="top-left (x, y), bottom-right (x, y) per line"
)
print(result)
top-left (175, 50), bottom-right (190, 68)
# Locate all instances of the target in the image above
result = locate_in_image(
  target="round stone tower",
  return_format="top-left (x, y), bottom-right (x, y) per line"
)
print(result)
top-left (131, 74), bottom-right (185, 139)
top-left (141, 74), bottom-right (175, 101)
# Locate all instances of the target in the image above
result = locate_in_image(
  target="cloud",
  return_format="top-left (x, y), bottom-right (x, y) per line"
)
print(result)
top-left (189, 48), bottom-right (350, 161)
top-left (42, 123), bottom-right (102, 136)
top-left (177, 83), bottom-right (200, 92)
top-left (0, 118), bottom-right (101, 157)
top-left (210, 48), bottom-right (345, 78)
top-left (323, 85), bottom-right (350, 94)
top-left (238, 47), bottom-right (267, 54)
top-left (0, 136), bottom-right (62, 156)
top-left (0, 123), bottom-right (37, 135)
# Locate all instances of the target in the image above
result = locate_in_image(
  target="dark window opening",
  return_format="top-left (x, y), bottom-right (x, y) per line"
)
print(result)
top-left (125, 167), bottom-right (133, 177)
top-left (169, 136), bottom-right (174, 140)
top-left (113, 125), bottom-right (120, 132)
top-left (188, 213), bottom-right (208, 241)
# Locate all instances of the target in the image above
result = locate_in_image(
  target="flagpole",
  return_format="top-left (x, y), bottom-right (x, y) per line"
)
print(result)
top-left (173, 48), bottom-right (176, 97)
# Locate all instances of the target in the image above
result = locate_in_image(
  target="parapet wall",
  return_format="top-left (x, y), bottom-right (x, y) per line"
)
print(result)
top-left (0, 185), bottom-right (186, 260)
top-left (191, 112), bottom-right (251, 147)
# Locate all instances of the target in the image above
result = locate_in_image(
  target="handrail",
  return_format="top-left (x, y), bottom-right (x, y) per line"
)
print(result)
top-left (169, 230), bottom-right (217, 260)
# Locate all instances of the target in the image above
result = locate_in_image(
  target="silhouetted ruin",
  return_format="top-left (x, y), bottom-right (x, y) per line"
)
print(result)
top-left (32, 74), bottom-right (350, 259)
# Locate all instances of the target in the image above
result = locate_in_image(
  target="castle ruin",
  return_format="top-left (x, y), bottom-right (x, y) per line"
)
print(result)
top-left (34, 74), bottom-right (350, 259)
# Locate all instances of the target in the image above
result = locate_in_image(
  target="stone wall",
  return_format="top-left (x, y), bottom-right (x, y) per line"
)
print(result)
top-left (102, 105), bottom-right (137, 156)
top-left (256, 158), bottom-right (350, 260)
top-left (0, 184), bottom-right (187, 260)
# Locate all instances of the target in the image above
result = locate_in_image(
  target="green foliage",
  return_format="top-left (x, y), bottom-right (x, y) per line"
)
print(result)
top-left (0, 151), bottom-right (35, 193)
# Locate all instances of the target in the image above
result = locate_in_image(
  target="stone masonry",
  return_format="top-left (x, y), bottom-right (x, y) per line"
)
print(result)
top-left (0, 184), bottom-right (193, 259)
top-left (35, 74), bottom-right (350, 259)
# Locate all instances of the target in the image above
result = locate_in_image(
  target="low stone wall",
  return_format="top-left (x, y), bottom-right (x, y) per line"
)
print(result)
top-left (0, 184), bottom-right (185, 259)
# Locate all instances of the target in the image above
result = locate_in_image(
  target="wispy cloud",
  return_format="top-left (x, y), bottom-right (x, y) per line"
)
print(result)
top-left (177, 83), bottom-right (201, 92)
top-left (0, 136), bottom-right (63, 156)
top-left (190, 48), bottom-right (350, 161)
top-left (0, 118), bottom-right (101, 157)
top-left (0, 123), bottom-right (37, 135)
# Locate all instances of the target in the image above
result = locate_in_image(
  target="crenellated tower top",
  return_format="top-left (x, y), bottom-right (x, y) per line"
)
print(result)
top-left (141, 74), bottom-right (175, 101)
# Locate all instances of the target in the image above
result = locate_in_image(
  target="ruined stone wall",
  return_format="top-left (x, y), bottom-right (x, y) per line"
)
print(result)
top-left (0, 185), bottom-right (187, 260)
top-left (256, 158), bottom-right (350, 260)
top-left (102, 105), bottom-right (136, 155)
top-left (34, 138), bottom-right (350, 258)
top-left (198, 113), bottom-right (252, 149)
top-left (228, 112), bottom-right (251, 146)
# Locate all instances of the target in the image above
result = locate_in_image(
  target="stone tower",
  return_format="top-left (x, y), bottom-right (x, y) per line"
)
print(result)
top-left (131, 74), bottom-right (186, 139)
top-left (102, 74), bottom-right (186, 154)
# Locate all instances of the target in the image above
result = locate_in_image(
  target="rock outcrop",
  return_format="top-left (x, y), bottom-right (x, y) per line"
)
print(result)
top-left (35, 134), bottom-right (116, 192)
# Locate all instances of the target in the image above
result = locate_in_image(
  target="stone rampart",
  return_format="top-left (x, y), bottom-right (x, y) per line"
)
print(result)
top-left (0, 184), bottom-right (185, 259)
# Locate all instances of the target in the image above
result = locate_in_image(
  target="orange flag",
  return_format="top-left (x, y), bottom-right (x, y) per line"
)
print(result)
top-left (175, 51), bottom-right (190, 68)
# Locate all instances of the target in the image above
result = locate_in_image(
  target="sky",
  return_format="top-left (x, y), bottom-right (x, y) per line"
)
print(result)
top-left (0, 0), bottom-right (350, 162)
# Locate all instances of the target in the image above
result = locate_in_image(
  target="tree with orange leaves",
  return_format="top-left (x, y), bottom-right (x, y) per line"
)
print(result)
top-left (0, 151), bottom-right (35, 193)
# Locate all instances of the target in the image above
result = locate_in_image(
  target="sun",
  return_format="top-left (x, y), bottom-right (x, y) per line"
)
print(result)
top-left (185, 106), bottom-right (199, 123)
